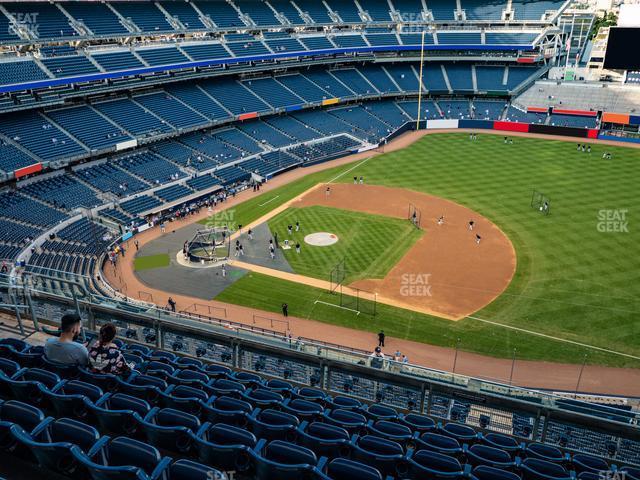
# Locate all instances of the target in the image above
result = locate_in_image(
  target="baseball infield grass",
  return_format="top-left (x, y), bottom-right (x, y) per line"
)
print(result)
top-left (266, 206), bottom-right (423, 282)
top-left (214, 133), bottom-right (640, 367)
top-left (134, 254), bottom-right (170, 271)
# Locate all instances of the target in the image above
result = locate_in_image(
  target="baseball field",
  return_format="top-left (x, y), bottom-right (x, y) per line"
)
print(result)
top-left (203, 132), bottom-right (640, 368)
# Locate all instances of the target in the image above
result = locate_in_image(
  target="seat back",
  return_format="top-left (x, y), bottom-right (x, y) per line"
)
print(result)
top-left (264, 439), bottom-right (317, 466)
top-left (0, 400), bottom-right (45, 432)
top-left (107, 436), bottom-right (162, 473)
top-left (326, 457), bottom-right (384, 480)
top-left (473, 465), bottom-right (522, 480)
top-left (169, 459), bottom-right (226, 480)
top-left (50, 417), bottom-right (100, 452)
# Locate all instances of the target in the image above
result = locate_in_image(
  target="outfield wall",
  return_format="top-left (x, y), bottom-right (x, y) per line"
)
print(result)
top-left (425, 119), bottom-right (601, 139)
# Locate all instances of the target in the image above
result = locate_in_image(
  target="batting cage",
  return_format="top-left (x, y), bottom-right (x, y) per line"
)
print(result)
top-left (531, 191), bottom-right (551, 216)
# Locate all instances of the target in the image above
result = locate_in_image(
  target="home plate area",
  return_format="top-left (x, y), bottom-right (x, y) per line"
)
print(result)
top-left (304, 232), bottom-right (339, 247)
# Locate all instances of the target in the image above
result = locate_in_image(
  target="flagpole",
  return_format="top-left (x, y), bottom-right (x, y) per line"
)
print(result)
top-left (416, 30), bottom-right (426, 130)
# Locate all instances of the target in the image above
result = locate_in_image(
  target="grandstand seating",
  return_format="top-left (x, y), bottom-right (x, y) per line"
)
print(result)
top-left (0, 111), bottom-right (86, 161)
top-left (90, 50), bottom-right (144, 71)
top-left (41, 55), bottom-right (100, 78)
top-left (160, 1), bottom-right (207, 30)
top-left (74, 162), bottom-right (149, 197)
top-left (0, 141), bottom-right (37, 175)
top-left (62, 2), bottom-right (129, 36)
top-left (4, 3), bottom-right (77, 39)
top-left (136, 47), bottom-right (190, 66)
top-left (134, 92), bottom-right (208, 130)
top-left (117, 151), bottom-right (185, 185)
top-left (93, 98), bottom-right (174, 137)
top-left (243, 77), bottom-right (304, 109)
top-left (45, 105), bottom-right (132, 152)
top-left (504, 106), bottom-right (547, 124)
top-left (444, 64), bottom-right (474, 91)
top-left (120, 195), bottom-right (163, 215)
top-left (200, 79), bottom-right (271, 115)
top-left (549, 114), bottom-right (597, 129)
top-left (462, 0), bottom-right (506, 20)
top-left (112, 2), bottom-right (175, 33)
top-left (0, 333), bottom-right (635, 480)
top-left (511, 0), bottom-right (565, 21)
top-left (19, 175), bottom-right (100, 210)
top-left (0, 60), bottom-right (48, 85)
top-left (325, 0), bottom-right (362, 23)
top-left (472, 100), bottom-right (507, 120)
top-left (0, 192), bottom-right (67, 228)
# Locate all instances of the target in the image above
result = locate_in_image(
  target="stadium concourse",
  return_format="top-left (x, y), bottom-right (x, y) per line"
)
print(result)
top-left (103, 129), bottom-right (640, 398)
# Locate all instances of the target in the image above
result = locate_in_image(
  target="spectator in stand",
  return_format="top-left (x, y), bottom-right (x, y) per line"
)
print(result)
top-left (88, 323), bottom-right (132, 376)
top-left (44, 313), bottom-right (88, 366)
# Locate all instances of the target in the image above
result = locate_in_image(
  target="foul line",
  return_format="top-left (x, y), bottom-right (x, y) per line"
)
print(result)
top-left (315, 300), bottom-right (361, 316)
top-left (466, 315), bottom-right (640, 361)
top-left (327, 156), bottom-right (374, 184)
top-left (258, 195), bottom-right (280, 207)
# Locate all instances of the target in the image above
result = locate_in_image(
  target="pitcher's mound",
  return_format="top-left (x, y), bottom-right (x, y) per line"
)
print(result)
top-left (304, 232), bottom-right (339, 247)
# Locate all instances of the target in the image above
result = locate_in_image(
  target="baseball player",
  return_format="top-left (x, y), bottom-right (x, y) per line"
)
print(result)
top-left (476, 234), bottom-right (482, 245)
top-left (469, 220), bottom-right (475, 231)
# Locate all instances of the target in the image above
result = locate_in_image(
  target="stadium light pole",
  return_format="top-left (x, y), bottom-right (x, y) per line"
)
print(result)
top-left (416, 30), bottom-right (426, 130)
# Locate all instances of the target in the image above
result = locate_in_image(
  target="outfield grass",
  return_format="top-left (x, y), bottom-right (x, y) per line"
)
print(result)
top-left (267, 206), bottom-right (423, 282)
top-left (134, 254), bottom-right (170, 271)
top-left (213, 133), bottom-right (640, 367)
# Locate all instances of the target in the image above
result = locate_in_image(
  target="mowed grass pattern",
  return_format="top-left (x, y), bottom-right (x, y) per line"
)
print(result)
top-left (341, 133), bottom-right (640, 357)
top-left (215, 133), bottom-right (640, 366)
top-left (267, 206), bottom-right (423, 282)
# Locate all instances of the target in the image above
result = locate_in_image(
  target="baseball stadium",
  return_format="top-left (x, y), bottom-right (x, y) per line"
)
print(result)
top-left (0, 0), bottom-right (639, 478)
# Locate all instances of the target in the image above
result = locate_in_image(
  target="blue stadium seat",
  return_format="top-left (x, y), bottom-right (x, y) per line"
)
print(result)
top-left (201, 395), bottom-right (253, 426)
top-left (465, 443), bottom-right (517, 469)
top-left (526, 443), bottom-right (567, 463)
top-left (296, 421), bottom-right (351, 458)
top-left (242, 388), bottom-right (285, 409)
top-left (406, 449), bottom-right (467, 479)
top-left (318, 457), bottom-right (389, 480)
top-left (473, 465), bottom-right (523, 480)
top-left (414, 431), bottom-right (464, 456)
top-left (117, 373), bottom-right (168, 404)
top-left (72, 436), bottom-right (172, 480)
top-left (440, 422), bottom-right (478, 442)
top-left (140, 407), bottom-right (201, 454)
top-left (0, 400), bottom-right (48, 452)
top-left (483, 432), bottom-right (524, 453)
top-left (250, 438), bottom-right (326, 480)
top-left (323, 408), bottom-right (368, 434)
top-left (193, 422), bottom-right (255, 472)
top-left (364, 404), bottom-right (398, 422)
top-left (325, 395), bottom-right (362, 411)
top-left (159, 384), bottom-right (208, 415)
top-left (168, 459), bottom-right (227, 480)
top-left (249, 408), bottom-right (299, 441)
top-left (350, 434), bottom-right (406, 477)
top-left (41, 379), bottom-right (103, 420)
top-left (281, 398), bottom-right (324, 420)
top-left (11, 417), bottom-right (105, 477)
top-left (399, 413), bottom-right (436, 433)
top-left (3, 368), bottom-right (60, 405)
top-left (86, 392), bottom-right (150, 436)
top-left (571, 454), bottom-right (610, 474)
top-left (520, 458), bottom-right (573, 480)
top-left (620, 468), bottom-right (640, 480)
